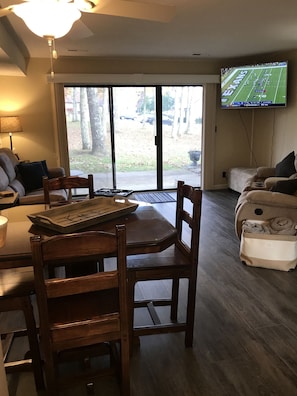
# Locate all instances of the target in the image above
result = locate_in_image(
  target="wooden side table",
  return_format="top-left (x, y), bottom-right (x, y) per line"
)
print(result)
top-left (0, 192), bottom-right (19, 209)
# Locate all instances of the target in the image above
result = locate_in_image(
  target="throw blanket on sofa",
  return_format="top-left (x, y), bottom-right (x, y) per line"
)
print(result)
top-left (242, 217), bottom-right (297, 236)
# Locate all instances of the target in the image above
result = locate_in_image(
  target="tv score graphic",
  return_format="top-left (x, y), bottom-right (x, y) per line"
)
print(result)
top-left (221, 61), bottom-right (287, 109)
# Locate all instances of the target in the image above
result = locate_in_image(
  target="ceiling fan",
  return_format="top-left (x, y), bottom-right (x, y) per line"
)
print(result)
top-left (0, 0), bottom-right (176, 35)
top-left (0, 0), bottom-right (175, 77)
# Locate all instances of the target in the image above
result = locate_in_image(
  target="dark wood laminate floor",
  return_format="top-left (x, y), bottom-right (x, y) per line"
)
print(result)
top-left (2, 189), bottom-right (297, 396)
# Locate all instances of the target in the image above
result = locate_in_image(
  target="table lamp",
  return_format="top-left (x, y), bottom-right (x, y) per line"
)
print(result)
top-left (0, 116), bottom-right (23, 152)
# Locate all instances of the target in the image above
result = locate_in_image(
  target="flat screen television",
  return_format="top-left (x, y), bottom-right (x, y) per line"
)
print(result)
top-left (220, 61), bottom-right (288, 109)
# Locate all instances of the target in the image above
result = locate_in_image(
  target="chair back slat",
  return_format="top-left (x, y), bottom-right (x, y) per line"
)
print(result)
top-left (43, 174), bottom-right (94, 207)
top-left (175, 180), bottom-right (202, 264)
top-left (45, 271), bottom-right (119, 298)
top-left (39, 231), bottom-right (118, 262)
top-left (51, 314), bottom-right (121, 350)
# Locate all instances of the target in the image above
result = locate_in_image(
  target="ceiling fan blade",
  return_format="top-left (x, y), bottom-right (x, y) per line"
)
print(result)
top-left (0, 6), bottom-right (14, 17)
top-left (90, 0), bottom-right (176, 23)
top-left (69, 19), bottom-right (94, 40)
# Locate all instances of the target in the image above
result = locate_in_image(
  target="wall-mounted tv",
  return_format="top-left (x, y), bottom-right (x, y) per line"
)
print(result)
top-left (221, 61), bottom-right (288, 109)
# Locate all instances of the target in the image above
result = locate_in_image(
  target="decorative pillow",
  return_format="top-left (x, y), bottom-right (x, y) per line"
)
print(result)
top-left (17, 160), bottom-right (49, 192)
top-left (270, 179), bottom-right (297, 195)
top-left (275, 151), bottom-right (296, 177)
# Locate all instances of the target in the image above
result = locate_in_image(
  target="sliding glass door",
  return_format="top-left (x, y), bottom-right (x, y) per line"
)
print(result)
top-left (64, 85), bottom-right (203, 191)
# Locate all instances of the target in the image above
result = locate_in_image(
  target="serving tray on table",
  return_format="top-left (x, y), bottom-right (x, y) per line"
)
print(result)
top-left (27, 197), bottom-right (138, 233)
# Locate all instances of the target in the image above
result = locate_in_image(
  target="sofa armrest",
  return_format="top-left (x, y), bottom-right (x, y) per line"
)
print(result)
top-left (235, 190), bottom-right (297, 238)
top-left (48, 167), bottom-right (65, 178)
top-left (256, 166), bottom-right (276, 178)
top-left (243, 190), bottom-right (297, 208)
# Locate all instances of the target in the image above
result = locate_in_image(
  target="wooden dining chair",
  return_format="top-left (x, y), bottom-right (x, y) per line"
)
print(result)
top-left (0, 266), bottom-right (44, 390)
top-left (127, 180), bottom-right (202, 347)
top-left (43, 173), bottom-right (97, 277)
top-left (43, 174), bottom-right (94, 208)
top-left (30, 226), bottom-right (130, 396)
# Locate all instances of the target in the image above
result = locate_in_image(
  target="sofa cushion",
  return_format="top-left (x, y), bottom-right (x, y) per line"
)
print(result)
top-left (0, 153), bottom-right (16, 182)
top-left (0, 148), bottom-right (19, 168)
top-left (0, 166), bottom-right (9, 190)
top-left (275, 151), bottom-right (296, 177)
top-left (8, 179), bottom-right (25, 197)
top-left (17, 160), bottom-right (49, 192)
top-left (270, 179), bottom-right (297, 195)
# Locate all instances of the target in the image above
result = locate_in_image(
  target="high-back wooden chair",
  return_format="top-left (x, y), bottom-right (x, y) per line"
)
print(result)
top-left (127, 180), bottom-right (202, 347)
top-left (43, 174), bottom-right (94, 208)
top-left (30, 226), bottom-right (130, 395)
top-left (0, 266), bottom-right (44, 390)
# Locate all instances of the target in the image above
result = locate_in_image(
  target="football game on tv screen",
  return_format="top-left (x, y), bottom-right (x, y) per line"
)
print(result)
top-left (220, 61), bottom-right (288, 109)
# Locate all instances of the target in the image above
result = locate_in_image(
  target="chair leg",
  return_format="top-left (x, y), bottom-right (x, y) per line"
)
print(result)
top-left (22, 296), bottom-right (44, 390)
top-left (127, 273), bottom-right (136, 356)
top-left (43, 350), bottom-right (59, 396)
top-left (184, 277), bottom-right (197, 348)
top-left (120, 339), bottom-right (130, 396)
top-left (170, 277), bottom-right (179, 321)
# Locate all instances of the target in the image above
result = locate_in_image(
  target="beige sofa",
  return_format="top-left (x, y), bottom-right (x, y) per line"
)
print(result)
top-left (234, 151), bottom-right (297, 238)
top-left (228, 167), bottom-right (257, 193)
top-left (0, 148), bottom-right (66, 205)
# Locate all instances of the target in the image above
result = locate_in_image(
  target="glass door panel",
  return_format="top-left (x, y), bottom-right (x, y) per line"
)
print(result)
top-left (65, 86), bottom-right (113, 192)
top-left (113, 87), bottom-right (157, 190)
top-left (162, 86), bottom-right (203, 189)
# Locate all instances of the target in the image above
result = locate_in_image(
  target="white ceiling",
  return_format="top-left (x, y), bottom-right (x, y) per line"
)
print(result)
top-left (1, 0), bottom-right (297, 75)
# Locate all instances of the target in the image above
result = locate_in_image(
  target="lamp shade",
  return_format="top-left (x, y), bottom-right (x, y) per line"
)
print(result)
top-left (0, 116), bottom-right (23, 133)
top-left (13, 1), bottom-right (81, 39)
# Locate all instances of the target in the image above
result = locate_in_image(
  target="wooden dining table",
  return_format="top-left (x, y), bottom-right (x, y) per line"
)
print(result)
top-left (0, 200), bottom-right (177, 394)
top-left (0, 201), bottom-right (177, 269)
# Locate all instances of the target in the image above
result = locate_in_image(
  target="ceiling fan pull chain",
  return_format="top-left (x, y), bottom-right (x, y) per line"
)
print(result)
top-left (46, 36), bottom-right (56, 80)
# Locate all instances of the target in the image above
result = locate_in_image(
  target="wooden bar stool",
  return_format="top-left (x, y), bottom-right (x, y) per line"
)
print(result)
top-left (0, 266), bottom-right (44, 390)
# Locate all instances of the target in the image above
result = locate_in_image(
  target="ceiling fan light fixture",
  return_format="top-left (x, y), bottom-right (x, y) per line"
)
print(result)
top-left (13, 1), bottom-right (81, 39)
